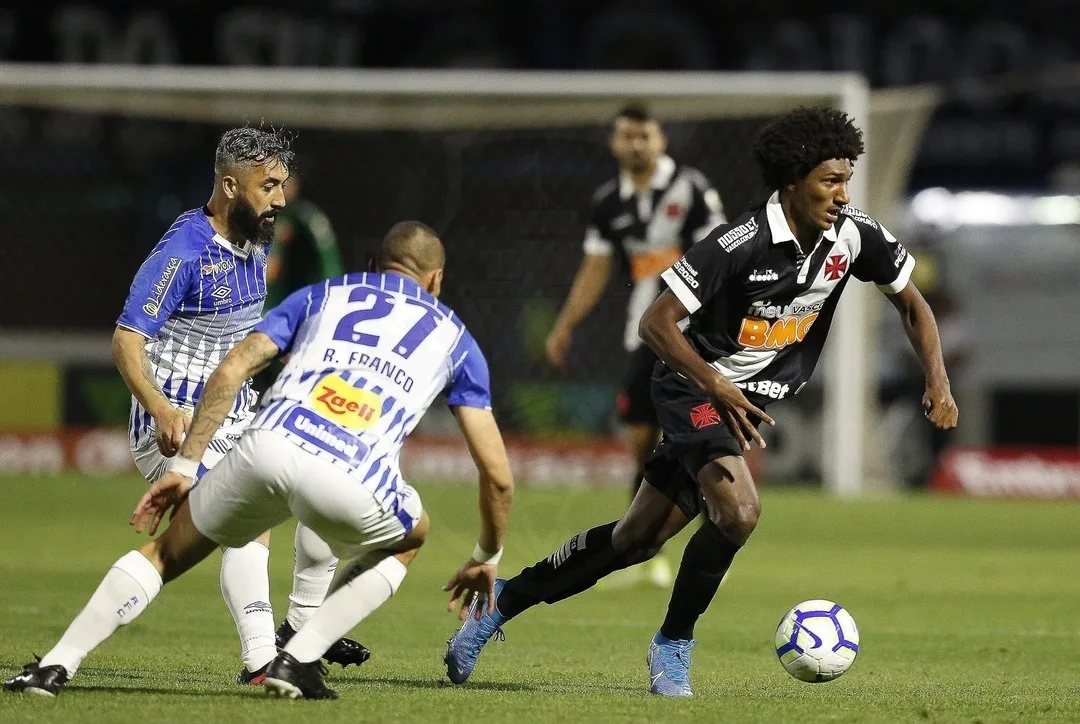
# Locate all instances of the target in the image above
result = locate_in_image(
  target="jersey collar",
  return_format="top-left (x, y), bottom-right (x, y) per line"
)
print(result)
top-left (198, 207), bottom-right (254, 259)
top-left (212, 233), bottom-right (252, 260)
top-left (765, 191), bottom-right (838, 246)
top-left (618, 154), bottom-right (676, 200)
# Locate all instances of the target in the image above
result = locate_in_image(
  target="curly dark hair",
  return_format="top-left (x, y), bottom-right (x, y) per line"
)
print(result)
top-left (214, 125), bottom-right (296, 177)
top-left (752, 107), bottom-right (864, 190)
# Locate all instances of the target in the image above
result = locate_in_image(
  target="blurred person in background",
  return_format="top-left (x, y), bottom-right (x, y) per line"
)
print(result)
top-left (544, 103), bottom-right (725, 588)
top-left (254, 169), bottom-right (344, 394)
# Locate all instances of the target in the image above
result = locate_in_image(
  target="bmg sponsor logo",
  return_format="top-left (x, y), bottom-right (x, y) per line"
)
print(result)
top-left (737, 313), bottom-right (818, 350)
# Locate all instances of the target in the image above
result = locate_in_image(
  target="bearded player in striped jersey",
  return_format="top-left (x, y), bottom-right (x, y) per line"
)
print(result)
top-left (447, 106), bottom-right (958, 696)
top-left (107, 127), bottom-right (367, 684)
top-left (4, 222), bottom-right (514, 700)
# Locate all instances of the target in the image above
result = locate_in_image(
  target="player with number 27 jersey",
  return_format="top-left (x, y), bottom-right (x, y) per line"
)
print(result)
top-left (251, 271), bottom-right (490, 512)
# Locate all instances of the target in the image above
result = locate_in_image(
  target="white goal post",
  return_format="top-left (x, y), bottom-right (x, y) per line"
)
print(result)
top-left (0, 64), bottom-right (930, 496)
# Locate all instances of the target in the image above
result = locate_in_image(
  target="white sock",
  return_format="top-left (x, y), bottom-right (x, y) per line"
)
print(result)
top-left (40, 551), bottom-right (162, 675)
top-left (286, 524), bottom-right (338, 631)
top-left (284, 555), bottom-right (407, 664)
top-left (219, 542), bottom-right (277, 671)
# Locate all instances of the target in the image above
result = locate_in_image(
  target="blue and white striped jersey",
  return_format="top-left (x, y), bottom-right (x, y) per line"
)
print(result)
top-left (117, 208), bottom-right (267, 447)
top-left (250, 272), bottom-right (491, 500)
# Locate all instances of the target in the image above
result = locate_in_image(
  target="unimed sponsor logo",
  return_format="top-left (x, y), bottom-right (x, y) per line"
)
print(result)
top-left (930, 447), bottom-right (1080, 498)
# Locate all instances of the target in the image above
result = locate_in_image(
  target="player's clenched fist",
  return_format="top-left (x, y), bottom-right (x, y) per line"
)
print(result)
top-left (155, 408), bottom-right (191, 457)
top-left (545, 325), bottom-right (572, 368)
top-left (923, 383), bottom-right (958, 430)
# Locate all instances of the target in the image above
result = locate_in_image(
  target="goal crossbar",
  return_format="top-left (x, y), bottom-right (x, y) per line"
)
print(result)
top-left (0, 63), bottom-right (876, 497)
top-left (0, 64), bottom-right (865, 131)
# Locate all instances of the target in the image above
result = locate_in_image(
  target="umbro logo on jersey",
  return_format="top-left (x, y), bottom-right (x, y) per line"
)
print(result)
top-left (748, 269), bottom-right (779, 282)
top-left (211, 286), bottom-right (232, 305)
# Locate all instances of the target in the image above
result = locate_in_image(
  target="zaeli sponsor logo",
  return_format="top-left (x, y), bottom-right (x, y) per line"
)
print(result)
top-left (310, 374), bottom-right (382, 430)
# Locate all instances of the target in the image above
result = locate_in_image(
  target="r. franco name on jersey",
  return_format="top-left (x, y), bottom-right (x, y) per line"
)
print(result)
top-left (335, 350), bottom-right (416, 393)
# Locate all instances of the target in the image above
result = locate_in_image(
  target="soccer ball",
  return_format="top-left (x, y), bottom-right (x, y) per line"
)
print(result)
top-left (774, 599), bottom-right (860, 682)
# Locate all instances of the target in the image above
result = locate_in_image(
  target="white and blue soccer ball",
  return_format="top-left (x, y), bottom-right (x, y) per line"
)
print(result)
top-left (774, 599), bottom-right (860, 682)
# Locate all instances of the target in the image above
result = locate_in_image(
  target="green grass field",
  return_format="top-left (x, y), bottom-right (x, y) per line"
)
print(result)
top-left (2, 474), bottom-right (1079, 723)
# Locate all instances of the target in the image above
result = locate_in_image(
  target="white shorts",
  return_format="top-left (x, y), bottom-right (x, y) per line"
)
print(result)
top-left (131, 416), bottom-right (250, 483)
top-left (188, 429), bottom-right (423, 560)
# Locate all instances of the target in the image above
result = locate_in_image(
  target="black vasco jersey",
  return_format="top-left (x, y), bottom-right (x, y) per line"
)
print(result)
top-left (585, 154), bottom-right (725, 351)
top-left (660, 192), bottom-right (914, 402)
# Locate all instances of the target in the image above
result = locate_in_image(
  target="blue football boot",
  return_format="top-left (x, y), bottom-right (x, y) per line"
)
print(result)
top-left (444, 578), bottom-right (507, 684)
top-left (646, 631), bottom-right (695, 697)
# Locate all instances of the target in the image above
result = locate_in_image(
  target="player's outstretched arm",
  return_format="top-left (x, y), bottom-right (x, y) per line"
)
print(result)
top-left (444, 405), bottom-right (514, 620)
top-left (886, 282), bottom-right (958, 430)
top-left (176, 331), bottom-right (280, 466)
top-left (640, 291), bottom-right (774, 449)
top-left (112, 327), bottom-right (189, 456)
top-left (546, 254), bottom-right (612, 367)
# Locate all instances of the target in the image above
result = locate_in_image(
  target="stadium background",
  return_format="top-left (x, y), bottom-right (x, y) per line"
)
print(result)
top-left (1, 2), bottom-right (1080, 721)
top-left (0, 1), bottom-right (1077, 486)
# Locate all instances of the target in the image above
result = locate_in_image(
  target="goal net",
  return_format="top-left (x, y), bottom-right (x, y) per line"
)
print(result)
top-left (0, 64), bottom-right (933, 495)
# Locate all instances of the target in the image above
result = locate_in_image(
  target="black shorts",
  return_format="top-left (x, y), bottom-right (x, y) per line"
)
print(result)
top-left (616, 345), bottom-right (659, 426)
top-left (642, 365), bottom-right (766, 519)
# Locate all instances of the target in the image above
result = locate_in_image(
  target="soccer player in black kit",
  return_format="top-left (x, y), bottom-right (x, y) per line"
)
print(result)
top-left (446, 106), bottom-right (958, 696)
top-left (545, 103), bottom-right (725, 587)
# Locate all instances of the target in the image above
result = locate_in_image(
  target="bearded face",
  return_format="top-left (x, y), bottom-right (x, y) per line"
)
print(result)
top-left (229, 193), bottom-right (278, 246)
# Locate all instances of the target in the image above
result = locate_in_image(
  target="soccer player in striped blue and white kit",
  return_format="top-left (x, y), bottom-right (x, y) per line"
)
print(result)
top-left (4, 222), bottom-right (513, 700)
top-left (109, 127), bottom-right (367, 684)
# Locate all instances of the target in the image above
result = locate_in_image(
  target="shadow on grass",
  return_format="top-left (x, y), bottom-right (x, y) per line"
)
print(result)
top-left (344, 675), bottom-right (642, 695)
top-left (346, 675), bottom-right (542, 693)
top-left (69, 685), bottom-right (259, 699)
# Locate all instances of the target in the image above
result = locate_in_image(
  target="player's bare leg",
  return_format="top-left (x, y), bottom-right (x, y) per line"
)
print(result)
top-left (265, 512), bottom-right (430, 700)
top-left (445, 482), bottom-right (689, 685)
top-left (605, 422), bottom-right (671, 589)
top-left (500, 480), bottom-right (687, 616)
top-left (4, 500), bottom-right (219, 697)
top-left (648, 454), bottom-right (760, 697)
